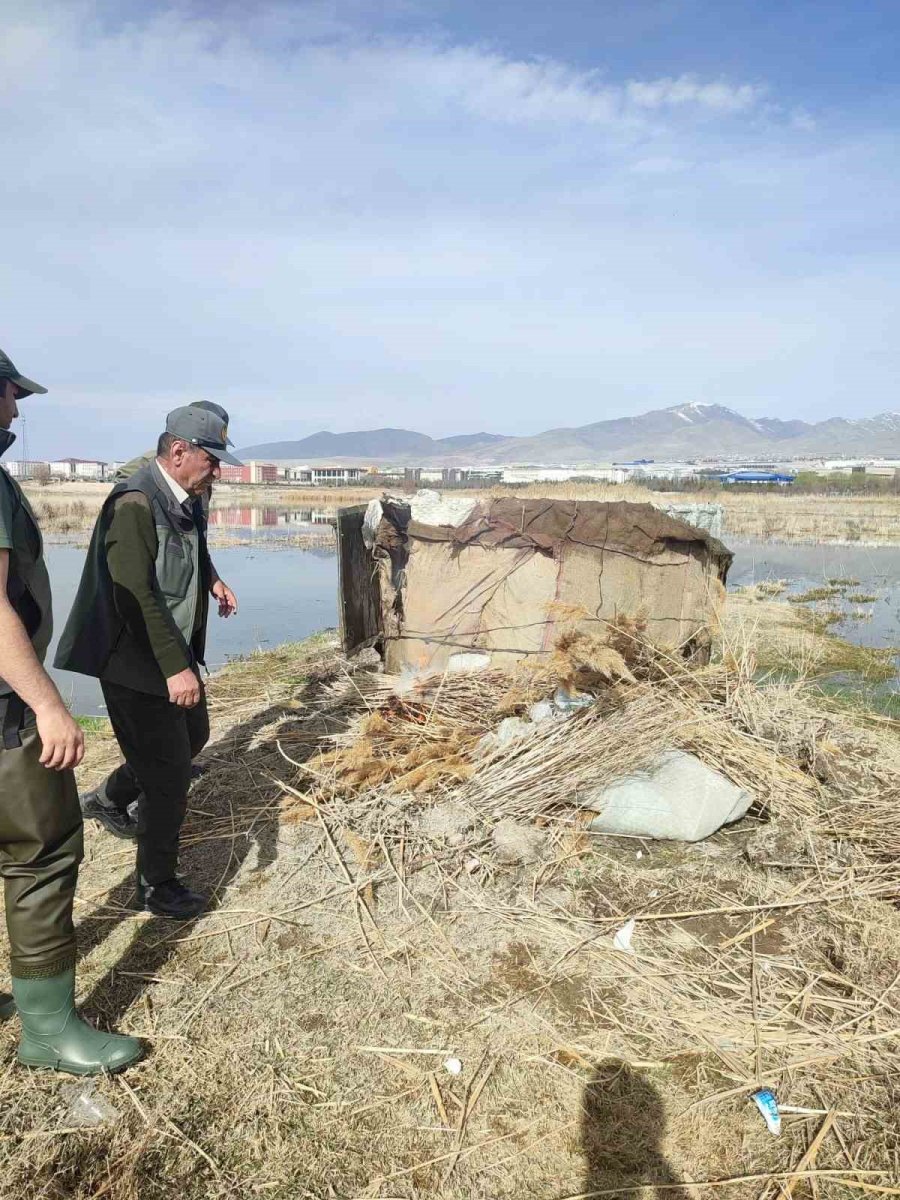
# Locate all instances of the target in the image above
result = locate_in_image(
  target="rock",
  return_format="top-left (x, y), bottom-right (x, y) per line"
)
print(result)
top-left (491, 818), bottom-right (546, 864)
top-left (351, 646), bottom-right (383, 671)
top-left (418, 801), bottom-right (477, 843)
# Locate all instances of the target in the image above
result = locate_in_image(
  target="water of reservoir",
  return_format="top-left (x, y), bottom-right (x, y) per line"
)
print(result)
top-left (727, 540), bottom-right (900, 654)
top-left (45, 544), bottom-right (339, 716)
top-left (41, 526), bottom-right (900, 716)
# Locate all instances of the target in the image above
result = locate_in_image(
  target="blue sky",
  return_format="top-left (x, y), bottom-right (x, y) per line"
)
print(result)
top-left (2, 0), bottom-right (899, 458)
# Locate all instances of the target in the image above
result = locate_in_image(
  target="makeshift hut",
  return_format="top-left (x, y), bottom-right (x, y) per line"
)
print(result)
top-left (337, 494), bottom-right (732, 673)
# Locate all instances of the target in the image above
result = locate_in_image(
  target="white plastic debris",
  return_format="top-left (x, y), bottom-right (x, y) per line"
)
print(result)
top-left (636, 850), bottom-right (644, 860)
top-left (613, 918), bottom-right (636, 954)
top-left (408, 490), bottom-right (478, 528)
top-left (477, 717), bottom-right (536, 756)
top-left (447, 652), bottom-right (492, 675)
top-left (585, 749), bottom-right (753, 842)
top-left (553, 686), bottom-right (593, 712)
top-left (751, 1089), bottom-right (782, 1136)
top-left (362, 498), bottom-right (384, 549)
top-left (62, 1081), bottom-right (120, 1128)
top-left (528, 700), bottom-right (556, 723)
top-left (443, 1057), bottom-right (463, 1076)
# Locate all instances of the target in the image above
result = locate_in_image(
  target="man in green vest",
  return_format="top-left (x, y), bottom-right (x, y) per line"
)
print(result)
top-left (55, 406), bottom-right (240, 920)
top-left (0, 346), bottom-right (141, 1074)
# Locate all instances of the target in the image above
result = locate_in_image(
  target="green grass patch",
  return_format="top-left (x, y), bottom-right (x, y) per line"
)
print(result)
top-left (76, 715), bottom-right (110, 733)
top-left (753, 607), bottom-right (898, 684)
top-left (788, 586), bottom-right (844, 603)
top-left (847, 593), bottom-right (878, 604)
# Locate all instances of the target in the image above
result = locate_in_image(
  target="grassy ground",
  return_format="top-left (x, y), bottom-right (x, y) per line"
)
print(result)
top-left (1, 608), bottom-right (899, 1198)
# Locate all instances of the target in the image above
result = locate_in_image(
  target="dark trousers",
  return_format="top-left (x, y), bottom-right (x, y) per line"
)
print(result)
top-left (100, 680), bottom-right (209, 886)
top-left (0, 695), bottom-right (83, 978)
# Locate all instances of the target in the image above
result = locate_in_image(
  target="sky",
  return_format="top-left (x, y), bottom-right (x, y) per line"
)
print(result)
top-left (2, 0), bottom-right (899, 459)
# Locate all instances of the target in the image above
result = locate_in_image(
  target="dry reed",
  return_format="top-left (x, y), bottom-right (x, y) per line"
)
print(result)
top-left (2, 606), bottom-right (899, 1199)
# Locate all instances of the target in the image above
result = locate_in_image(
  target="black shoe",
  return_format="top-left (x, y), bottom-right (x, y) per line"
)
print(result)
top-left (136, 877), bottom-right (207, 920)
top-left (80, 786), bottom-right (139, 841)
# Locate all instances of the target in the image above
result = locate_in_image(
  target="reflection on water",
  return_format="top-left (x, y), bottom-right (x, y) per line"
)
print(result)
top-left (39, 535), bottom-right (900, 716)
top-left (208, 505), bottom-right (338, 531)
top-left (45, 544), bottom-right (339, 716)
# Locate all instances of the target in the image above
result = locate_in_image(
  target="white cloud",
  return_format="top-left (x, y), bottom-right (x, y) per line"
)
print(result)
top-left (626, 75), bottom-right (764, 113)
top-left (0, 2), bottom-right (897, 456)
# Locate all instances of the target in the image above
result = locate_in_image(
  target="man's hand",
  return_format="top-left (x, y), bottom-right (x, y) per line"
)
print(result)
top-left (34, 702), bottom-right (85, 771)
top-left (212, 579), bottom-right (238, 618)
top-left (166, 667), bottom-right (201, 708)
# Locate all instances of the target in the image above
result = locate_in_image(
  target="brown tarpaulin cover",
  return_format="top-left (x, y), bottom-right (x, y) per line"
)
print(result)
top-left (373, 498), bottom-right (732, 673)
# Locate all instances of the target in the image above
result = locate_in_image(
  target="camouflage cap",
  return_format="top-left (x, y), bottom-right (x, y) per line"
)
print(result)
top-left (0, 347), bottom-right (47, 396)
top-left (165, 404), bottom-right (242, 466)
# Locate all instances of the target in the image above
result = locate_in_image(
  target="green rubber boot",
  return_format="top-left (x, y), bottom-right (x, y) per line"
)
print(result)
top-left (12, 971), bottom-right (143, 1075)
top-left (0, 992), bottom-right (14, 1021)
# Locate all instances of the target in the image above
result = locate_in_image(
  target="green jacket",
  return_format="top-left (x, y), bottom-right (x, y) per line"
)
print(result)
top-left (0, 431), bottom-right (53, 696)
top-left (55, 461), bottom-right (212, 696)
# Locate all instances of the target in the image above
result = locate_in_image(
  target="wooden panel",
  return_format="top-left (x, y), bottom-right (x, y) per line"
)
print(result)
top-left (336, 504), bottom-right (382, 655)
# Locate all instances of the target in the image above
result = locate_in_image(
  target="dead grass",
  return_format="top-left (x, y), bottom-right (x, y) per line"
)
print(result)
top-left (25, 478), bottom-right (900, 545)
top-left (489, 482), bottom-right (900, 544)
top-left (1, 615), bottom-right (899, 1199)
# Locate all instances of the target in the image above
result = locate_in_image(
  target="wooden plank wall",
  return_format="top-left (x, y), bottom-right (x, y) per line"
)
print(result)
top-left (336, 504), bottom-right (382, 655)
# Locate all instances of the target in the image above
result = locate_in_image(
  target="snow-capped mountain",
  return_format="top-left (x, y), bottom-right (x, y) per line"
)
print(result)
top-left (238, 403), bottom-right (900, 465)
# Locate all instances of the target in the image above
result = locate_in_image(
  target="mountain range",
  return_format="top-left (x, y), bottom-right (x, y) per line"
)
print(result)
top-left (237, 403), bottom-right (900, 466)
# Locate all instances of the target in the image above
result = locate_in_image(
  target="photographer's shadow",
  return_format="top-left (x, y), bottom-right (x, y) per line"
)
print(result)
top-left (580, 1061), bottom-right (690, 1200)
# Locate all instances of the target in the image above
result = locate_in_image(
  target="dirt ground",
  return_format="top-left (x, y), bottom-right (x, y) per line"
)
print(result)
top-left (0, 603), bottom-right (898, 1199)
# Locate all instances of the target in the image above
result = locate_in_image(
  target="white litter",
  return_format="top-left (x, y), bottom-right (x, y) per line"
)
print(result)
top-left (613, 918), bottom-right (636, 954)
top-left (447, 652), bottom-right (492, 674)
top-left (585, 749), bottom-right (752, 842)
top-left (408, 490), bottom-right (478, 528)
top-left (443, 1057), bottom-right (463, 1076)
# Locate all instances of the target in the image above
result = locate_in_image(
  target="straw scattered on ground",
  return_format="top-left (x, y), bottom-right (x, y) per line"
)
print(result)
top-left (1, 608), bottom-right (900, 1199)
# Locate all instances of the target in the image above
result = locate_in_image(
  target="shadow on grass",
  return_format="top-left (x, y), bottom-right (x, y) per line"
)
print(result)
top-left (579, 1060), bottom-right (689, 1200)
top-left (75, 668), bottom-right (349, 1028)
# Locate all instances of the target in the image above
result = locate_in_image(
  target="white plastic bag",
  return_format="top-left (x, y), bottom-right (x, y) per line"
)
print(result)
top-left (584, 750), bottom-right (752, 842)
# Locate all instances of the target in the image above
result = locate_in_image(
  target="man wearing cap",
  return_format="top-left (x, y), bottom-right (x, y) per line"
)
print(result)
top-left (0, 346), bottom-right (141, 1073)
top-left (55, 406), bottom-right (241, 920)
top-left (110, 400), bottom-right (230, 519)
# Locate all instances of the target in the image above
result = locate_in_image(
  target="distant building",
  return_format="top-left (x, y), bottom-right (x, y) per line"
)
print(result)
top-left (291, 465), bottom-right (366, 486)
top-left (621, 462), bottom-right (699, 482)
top-left (501, 466), bottom-right (627, 484)
top-left (3, 460), bottom-right (49, 480)
top-left (49, 458), bottom-right (107, 480)
top-left (720, 470), bottom-right (795, 486)
top-left (463, 469), bottom-right (503, 484)
top-left (218, 460), bottom-right (278, 485)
